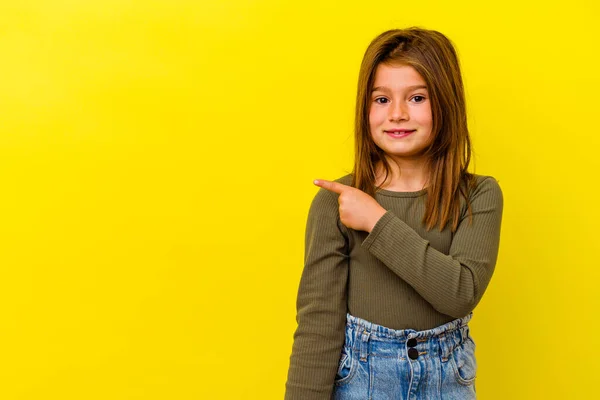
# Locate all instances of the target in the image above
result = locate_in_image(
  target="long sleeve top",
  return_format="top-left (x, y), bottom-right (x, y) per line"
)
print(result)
top-left (284, 173), bottom-right (504, 399)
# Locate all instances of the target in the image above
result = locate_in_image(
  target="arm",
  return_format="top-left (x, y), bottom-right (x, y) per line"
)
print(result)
top-left (285, 188), bottom-right (350, 400)
top-left (361, 176), bottom-right (504, 318)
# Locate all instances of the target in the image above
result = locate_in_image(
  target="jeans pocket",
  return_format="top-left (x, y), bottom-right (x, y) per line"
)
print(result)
top-left (334, 346), bottom-right (357, 386)
top-left (449, 337), bottom-right (477, 386)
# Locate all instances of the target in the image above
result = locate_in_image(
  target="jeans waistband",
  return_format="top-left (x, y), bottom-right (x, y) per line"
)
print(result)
top-left (346, 312), bottom-right (472, 340)
top-left (344, 313), bottom-right (473, 362)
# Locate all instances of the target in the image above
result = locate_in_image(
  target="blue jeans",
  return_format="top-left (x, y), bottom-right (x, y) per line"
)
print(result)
top-left (332, 313), bottom-right (477, 399)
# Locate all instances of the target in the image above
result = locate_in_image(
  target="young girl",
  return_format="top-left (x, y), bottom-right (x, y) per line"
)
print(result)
top-left (285, 27), bottom-right (503, 399)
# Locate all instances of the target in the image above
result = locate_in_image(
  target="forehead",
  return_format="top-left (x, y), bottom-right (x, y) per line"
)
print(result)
top-left (372, 63), bottom-right (427, 91)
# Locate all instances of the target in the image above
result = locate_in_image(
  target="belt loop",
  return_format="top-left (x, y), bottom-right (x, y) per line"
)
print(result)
top-left (439, 334), bottom-right (450, 362)
top-left (359, 327), bottom-right (371, 362)
top-left (461, 325), bottom-right (470, 344)
top-left (458, 325), bottom-right (464, 345)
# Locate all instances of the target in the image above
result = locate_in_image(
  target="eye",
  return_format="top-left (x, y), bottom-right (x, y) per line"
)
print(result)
top-left (411, 95), bottom-right (426, 103)
top-left (374, 97), bottom-right (389, 104)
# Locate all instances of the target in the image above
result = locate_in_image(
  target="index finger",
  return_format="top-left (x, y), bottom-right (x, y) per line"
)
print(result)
top-left (313, 179), bottom-right (348, 194)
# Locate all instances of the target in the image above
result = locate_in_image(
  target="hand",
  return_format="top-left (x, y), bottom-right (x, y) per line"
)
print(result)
top-left (314, 179), bottom-right (388, 233)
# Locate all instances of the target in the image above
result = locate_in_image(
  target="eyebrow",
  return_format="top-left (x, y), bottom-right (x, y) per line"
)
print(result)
top-left (371, 85), bottom-right (428, 93)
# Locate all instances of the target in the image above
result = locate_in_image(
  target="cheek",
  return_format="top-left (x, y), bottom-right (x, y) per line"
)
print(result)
top-left (369, 107), bottom-right (383, 126)
top-left (418, 105), bottom-right (433, 125)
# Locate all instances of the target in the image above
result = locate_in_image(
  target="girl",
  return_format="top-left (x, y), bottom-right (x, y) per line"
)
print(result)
top-left (285, 27), bottom-right (503, 399)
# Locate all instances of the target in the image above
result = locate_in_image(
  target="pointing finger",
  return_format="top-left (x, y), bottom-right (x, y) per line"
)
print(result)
top-left (313, 179), bottom-right (348, 194)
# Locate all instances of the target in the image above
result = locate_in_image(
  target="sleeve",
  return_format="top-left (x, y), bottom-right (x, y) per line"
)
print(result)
top-left (284, 188), bottom-right (350, 400)
top-left (360, 176), bottom-right (504, 318)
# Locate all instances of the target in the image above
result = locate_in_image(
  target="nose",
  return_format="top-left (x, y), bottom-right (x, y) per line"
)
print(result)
top-left (389, 101), bottom-right (409, 121)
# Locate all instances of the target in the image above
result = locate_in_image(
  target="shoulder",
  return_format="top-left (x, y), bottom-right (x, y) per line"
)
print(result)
top-left (311, 173), bottom-right (353, 205)
top-left (309, 173), bottom-right (353, 216)
top-left (470, 174), bottom-right (503, 200)
top-left (463, 174), bottom-right (504, 214)
top-left (308, 173), bottom-right (352, 235)
top-left (335, 173), bottom-right (354, 186)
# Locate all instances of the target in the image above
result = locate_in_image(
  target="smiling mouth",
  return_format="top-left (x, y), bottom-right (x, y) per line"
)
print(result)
top-left (386, 130), bottom-right (415, 138)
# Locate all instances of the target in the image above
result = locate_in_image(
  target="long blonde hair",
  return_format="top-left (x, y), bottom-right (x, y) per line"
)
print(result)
top-left (351, 27), bottom-right (478, 233)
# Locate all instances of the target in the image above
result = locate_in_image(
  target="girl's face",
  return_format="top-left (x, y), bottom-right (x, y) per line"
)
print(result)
top-left (369, 63), bottom-right (433, 161)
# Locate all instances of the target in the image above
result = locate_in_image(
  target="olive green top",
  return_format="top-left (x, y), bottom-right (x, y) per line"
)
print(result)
top-left (284, 173), bottom-right (504, 399)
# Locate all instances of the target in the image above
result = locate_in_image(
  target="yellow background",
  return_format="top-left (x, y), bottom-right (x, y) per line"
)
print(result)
top-left (1, 0), bottom-right (598, 398)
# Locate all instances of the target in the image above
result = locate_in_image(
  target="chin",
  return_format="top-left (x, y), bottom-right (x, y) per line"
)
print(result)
top-left (382, 146), bottom-right (426, 158)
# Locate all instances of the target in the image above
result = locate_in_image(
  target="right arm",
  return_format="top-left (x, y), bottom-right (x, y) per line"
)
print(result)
top-left (284, 188), bottom-right (350, 400)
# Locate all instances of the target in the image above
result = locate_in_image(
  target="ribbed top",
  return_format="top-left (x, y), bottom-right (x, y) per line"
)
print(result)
top-left (284, 173), bottom-right (504, 399)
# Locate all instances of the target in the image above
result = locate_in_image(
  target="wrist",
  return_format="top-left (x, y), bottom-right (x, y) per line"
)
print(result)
top-left (367, 208), bottom-right (387, 233)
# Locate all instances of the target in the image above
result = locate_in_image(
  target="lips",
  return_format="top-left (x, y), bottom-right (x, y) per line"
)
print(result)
top-left (386, 129), bottom-right (415, 138)
top-left (385, 129), bottom-right (415, 133)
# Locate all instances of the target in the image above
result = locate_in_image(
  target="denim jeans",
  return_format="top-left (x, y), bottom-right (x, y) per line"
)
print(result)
top-left (332, 313), bottom-right (477, 399)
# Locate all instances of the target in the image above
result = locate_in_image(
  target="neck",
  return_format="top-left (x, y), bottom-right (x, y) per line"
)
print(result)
top-left (375, 156), bottom-right (430, 191)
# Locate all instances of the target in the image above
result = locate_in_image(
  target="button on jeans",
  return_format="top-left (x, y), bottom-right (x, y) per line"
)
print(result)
top-left (332, 313), bottom-right (477, 399)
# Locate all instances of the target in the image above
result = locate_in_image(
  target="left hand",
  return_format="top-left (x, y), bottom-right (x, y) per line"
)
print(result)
top-left (314, 179), bottom-right (388, 233)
